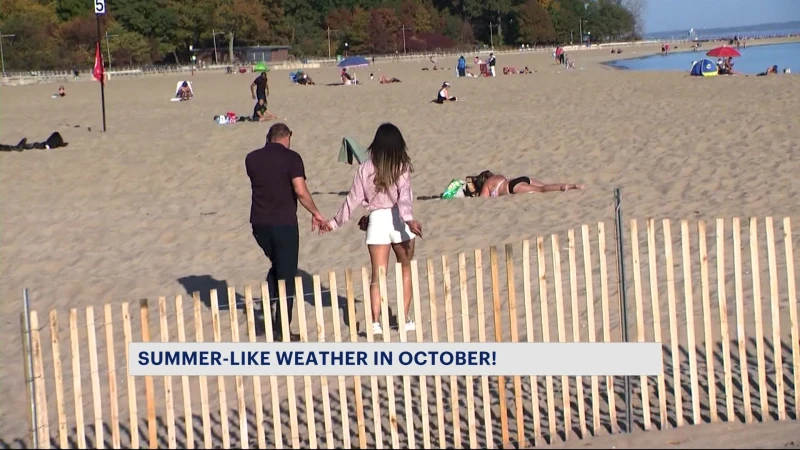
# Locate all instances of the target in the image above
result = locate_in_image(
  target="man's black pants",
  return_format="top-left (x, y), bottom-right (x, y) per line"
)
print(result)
top-left (252, 224), bottom-right (299, 340)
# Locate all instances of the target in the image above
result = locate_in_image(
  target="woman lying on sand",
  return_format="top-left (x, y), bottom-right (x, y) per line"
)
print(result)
top-left (379, 75), bottom-right (402, 84)
top-left (464, 170), bottom-right (584, 197)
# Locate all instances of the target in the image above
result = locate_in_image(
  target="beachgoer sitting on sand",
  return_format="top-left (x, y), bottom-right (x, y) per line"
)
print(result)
top-left (434, 82), bottom-right (457, 104)
top-left (253, 98), bottom-right (278, 122)
top-left (178, 81), bottom-right (193, 101)
top-left (57, 86), bottom-right (66, 97)
top-left (298, 73), bottom-right (315, 85)
top-left (380, 76), bottom-right (402, 84)
top-left (464, 170), bottom-right (584, 197)
top-left (341, 68), bottom-right (359, 85)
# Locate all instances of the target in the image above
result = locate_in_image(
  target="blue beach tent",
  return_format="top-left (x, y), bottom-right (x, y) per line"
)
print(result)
top-left (690, 59), bottom-right (718, 77)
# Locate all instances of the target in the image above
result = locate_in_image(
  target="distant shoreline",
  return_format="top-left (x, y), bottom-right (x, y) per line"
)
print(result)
top-left (598, 36), bottom-right (800, 72)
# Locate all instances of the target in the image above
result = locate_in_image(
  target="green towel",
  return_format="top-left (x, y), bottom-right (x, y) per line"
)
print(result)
top-left (338, 136), bottom-right (368, 165)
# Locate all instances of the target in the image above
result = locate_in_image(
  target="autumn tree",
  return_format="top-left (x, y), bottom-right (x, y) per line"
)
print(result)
top-left (512, 0), bottom-right (555, 44)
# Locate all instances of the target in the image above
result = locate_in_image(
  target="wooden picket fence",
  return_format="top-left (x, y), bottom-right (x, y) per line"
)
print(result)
top-left (20, 216), bottom-right (800, 449)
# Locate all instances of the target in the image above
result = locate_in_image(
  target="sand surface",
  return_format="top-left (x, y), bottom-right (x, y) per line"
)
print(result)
top-left (2, 42), bottom-right (800, 448)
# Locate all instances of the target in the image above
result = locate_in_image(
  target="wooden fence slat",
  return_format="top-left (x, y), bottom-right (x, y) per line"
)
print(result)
top-left (344, 270), bottom-right (366, 449)
top-left (475, 249), bottom-right (496, 448)
top-left (536, 237), bottom-right (557, 441)
top-left (597, 223), bottom-right (618, 433)
top-left (441, 255), bottom-right (461, 448)
top-left (581, 225), bottom-right (601, 436)
top-left (103, 304), bottom-right (121, 449)
top-left (86, 307), bottom-right (104, 448)
top-left (550, 236), bottom-right (571, 440)
top-left (646, 219), bottom-right (668, 429)
top-left (395, 262), bottom-right (415, 449)
top-left (30, 311), bottom-right (51, 449)
top-left (294, 278), bottom-right (318, 449)
top-left (243, 287), bottom-right (266, 449)
top-left (490, 246), bottom-right (511, 446)
top-left (192, 292), bottom-right (212, 449)
top-left (362, 267), bottom-right (384, 449)
top-left (697, 221), bottom-right (717, 423)
top-left (411, 260), bottom-right (432, 449)
top-left (733, 217), bottom-right (753, 423)
top-left (765, 217), bottom-right (786, 420)
top-left (71, 308), bottom-right (87, 449)
top-left (138, 299), bottom-right (157, 450)
top-left (521, 241), bottom-right (542, 444)
top-left (567, 230), bottom-right (587, 438)
top-left (50, 311), bottom-right (69, 449)
top-left (783, 217), bottom-right (800, 420)
top-left (226, 287), bottom-right (249, 449)
top-left (209, 290), bottom-right (231, 448)
top-left (174, 295), bottom-right (195, 449)
top-left (259, 283), bottom-right (283, 450)
top-left (379, 264), bottom-right (399, 449)
top-left (458, 253), bottom-right (478, 449)
top-left (157, 297), bottom-right (177, 449)
top-left (328, 271), bottom-right (352, 449)
top-left (680, 220), bottom-right (701, 425)
top-left (121, 303), bottom-right (139, 449)
top-left (749, 217), bottom-right (769, 419)
top-left (313, 275), bottom-right (335, 449)
top-left (277, 280), bottom-right (300, 449)
top-left (505, 244), bottom-right (525, 446)
top-left (427, 258), bottom-right (446, 448)
top-left (630, 219), bottom-right (652, 431)
top-left (663, 220), bottom-right (683, 427)
top-left (715, 219), bottom-right (735, 422)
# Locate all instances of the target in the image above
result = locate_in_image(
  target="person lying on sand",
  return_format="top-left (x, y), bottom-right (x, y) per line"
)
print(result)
top-left (296, 72), bottom-right (315, 85)
top-left (380, 76), bottom-right (401, 84)
top-left (178, 81), bottom-right (193, 101)
top-left (757, 65), bottom-right (779, 76)
top-left (57, 85), bottom-right (66, 97)
top-left (464, 170), bottom-right (584, 197)
top-left (253, 98), bottom-right (278, 122)
top-left (433, 82), bottom-right (457, 104)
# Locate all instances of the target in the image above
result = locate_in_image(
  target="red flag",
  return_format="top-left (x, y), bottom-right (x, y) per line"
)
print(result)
top-left (92, 42), bottom-right (104, 83)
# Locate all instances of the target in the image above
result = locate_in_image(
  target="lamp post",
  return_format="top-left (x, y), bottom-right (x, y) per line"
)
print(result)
top-left (400, 25), bottom-right (413, 54)
top-left (344, 42), bottom-right (349, 57)
top-left (212, 29), bottom-right (224, 64)
top-left (587, 31), bottom-right (591, 47)
top-left (0, 31), bottom-right (15, 77)
top-left (489, 22), bottom-right (500, 51)
top-left (105, 31), bottom-right (117, 71)
top-left (326, 26), bottom-right (338, 58)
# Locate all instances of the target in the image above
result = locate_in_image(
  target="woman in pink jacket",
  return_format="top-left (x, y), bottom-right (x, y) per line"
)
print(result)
top-left (322, 123), bottom-right (423, 335)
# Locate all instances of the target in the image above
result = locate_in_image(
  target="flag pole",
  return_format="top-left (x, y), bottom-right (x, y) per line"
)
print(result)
top-left (94, 0), bottom-right (107, 132)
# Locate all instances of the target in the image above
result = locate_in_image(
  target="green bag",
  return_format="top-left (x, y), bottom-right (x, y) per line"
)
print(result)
top-left (441, 179), bottom-right (466, 199)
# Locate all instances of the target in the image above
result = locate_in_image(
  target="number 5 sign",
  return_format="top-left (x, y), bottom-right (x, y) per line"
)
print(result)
top-left (94, 0), bottom-right (106, 14)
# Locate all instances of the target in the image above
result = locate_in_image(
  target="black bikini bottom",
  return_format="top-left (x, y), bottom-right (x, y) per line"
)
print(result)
top-left (508, 176), bottom-right (531, 194)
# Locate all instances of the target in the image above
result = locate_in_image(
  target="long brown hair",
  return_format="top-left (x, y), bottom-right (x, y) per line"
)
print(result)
top-left (466, 170), bottom-right (493, 197)
top-left (368, 123), bottom-right (413, 193)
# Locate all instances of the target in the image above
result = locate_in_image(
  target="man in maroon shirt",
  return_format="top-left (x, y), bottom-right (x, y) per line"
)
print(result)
top-left (246, 123), bottom-right (327, 341)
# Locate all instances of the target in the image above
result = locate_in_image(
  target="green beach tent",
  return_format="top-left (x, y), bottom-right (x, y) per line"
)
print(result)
top-left (253, 61), bottom-right (270, 72)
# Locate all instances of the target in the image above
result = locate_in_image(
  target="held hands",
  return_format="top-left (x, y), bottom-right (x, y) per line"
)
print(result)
top-left (311, 212), bottom-right (330, 233)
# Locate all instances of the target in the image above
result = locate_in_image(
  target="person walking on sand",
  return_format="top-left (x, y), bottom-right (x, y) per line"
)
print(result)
top-left (246, 123), bottom-right (328, 342)
top-left (251, 71), bottom-right (270, 102)
top-left (319, 123), bottom-right (423, 335)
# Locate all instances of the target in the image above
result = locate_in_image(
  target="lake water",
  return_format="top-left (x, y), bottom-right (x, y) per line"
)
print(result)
top-left (608, 42), bottom-right (800, 75)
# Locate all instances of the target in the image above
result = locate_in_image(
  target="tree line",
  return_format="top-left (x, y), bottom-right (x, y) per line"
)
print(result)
top-left (0, 0), bottom-right (643, 71)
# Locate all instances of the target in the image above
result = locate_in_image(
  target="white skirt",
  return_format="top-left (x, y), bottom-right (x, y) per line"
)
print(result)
top-left (366, 206), bottom-right (416, 245)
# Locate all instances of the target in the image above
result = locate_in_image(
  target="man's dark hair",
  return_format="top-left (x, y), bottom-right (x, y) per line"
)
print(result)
top-left (267, 123), bottom-right (292, 142)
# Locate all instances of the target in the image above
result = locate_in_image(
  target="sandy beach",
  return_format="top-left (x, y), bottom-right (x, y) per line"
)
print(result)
top-left (2, 42), bottom-right (800, 448)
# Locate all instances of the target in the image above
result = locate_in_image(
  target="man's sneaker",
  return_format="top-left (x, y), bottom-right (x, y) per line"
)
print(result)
top-left (372, 322), bottom-right (383, 336)
top-left (404, 320), bottom-right (416, 332)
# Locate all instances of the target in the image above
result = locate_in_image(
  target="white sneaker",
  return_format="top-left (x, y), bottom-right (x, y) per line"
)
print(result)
top-left (372, 322), bottom-right (383, 335)
top-left (404, 320), bottom-right (416, 332)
